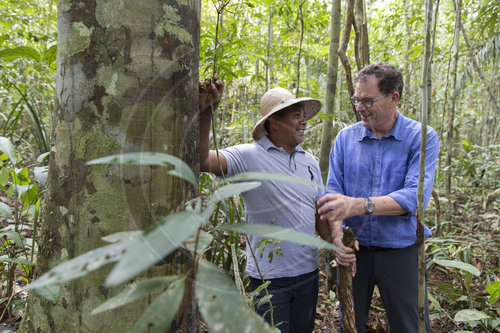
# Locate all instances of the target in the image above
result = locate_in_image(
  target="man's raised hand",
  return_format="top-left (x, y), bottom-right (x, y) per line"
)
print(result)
top-left (199, 74), bottom-right (224, 114)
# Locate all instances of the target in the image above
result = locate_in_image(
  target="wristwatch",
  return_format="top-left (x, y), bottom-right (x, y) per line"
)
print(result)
top-left (364, 197), bottom-right (375, 215)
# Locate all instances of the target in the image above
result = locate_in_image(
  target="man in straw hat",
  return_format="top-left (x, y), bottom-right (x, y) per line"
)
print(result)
top-left (199, 75), bottom-right (330, 332)
top-left (317, 62), bottom-right (438, 332)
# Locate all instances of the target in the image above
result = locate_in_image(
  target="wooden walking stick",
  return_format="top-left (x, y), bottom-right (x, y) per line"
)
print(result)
top-left (338, 227), bottom-right (357, 333)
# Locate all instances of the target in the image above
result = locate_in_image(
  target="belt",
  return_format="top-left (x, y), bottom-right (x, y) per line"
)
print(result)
top-left (360, 245), bottom-right (398, 252)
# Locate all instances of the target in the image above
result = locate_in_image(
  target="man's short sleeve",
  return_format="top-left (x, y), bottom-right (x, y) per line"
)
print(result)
top-left (220, 144), bottom-right (251, 176)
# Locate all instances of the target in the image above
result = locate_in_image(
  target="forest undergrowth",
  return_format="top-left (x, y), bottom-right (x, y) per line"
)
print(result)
top-left (1, 184), bottom-right (499, 332)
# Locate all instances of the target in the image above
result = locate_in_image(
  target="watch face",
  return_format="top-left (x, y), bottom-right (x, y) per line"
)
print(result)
top-left (365, 198), bottom-right (375, 214)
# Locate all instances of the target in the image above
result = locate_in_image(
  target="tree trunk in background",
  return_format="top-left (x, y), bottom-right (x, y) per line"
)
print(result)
top-left (296, 0), bottom-right (305, 97)
top-left (19, 1), bottom-right (200, 332)
top-left (338, 0), bottom-right (360, 122)
top-left (446, 0), bottom-right (461, 211)
top-left (418, 0), bottom-right (433, 330)
top-left (265, 6), bottom-right (273, 92)
top-left (403, 1), bottom-right (414, 114)
top-left (353, 0), bottom-right (369, 71)
top-left (319, 0), bottom-right (341, 181)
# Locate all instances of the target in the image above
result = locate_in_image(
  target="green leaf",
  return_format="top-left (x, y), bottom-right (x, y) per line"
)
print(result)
top-left (433, 259), bottom-right (480, 277)
top-left (428, 292), bottom-right (443, 312)
top-left (0, 202), bottom-right (12, 218)
top-left (87, 152), bottom-right (197, 188)
top-left (34, 166), bottom-right (49, 186)
top-left (184, 230), bottom-right (213, 256)
top-left (207, 181), bottom-right (261, 206)
top-left (105, 211), bottom-right (204, 287)
top-left (0, 256), bottom-right (32, 265)
top-left (454, 309), bottom-right (490, 322)
top-left (227, 172), bottom-right (325, 190)
top-left (0, 137), bottom-right (17, 165)
top-left (0, 167), bottom-right (9, 186)
top-left (43, 45), bottom-right (57, 65)
top-left (20, 183), bottom-right (39, 210)
top-left (0, 231), bottom-right (24, 247)
top-left (12, 168), bottom-right (30, 185)
top-left (93, 276), bottom-right (180, 314)
top-left (196, 261), bottom-right (274, 333)
top-left (36, 152), bottom-right (50, 163)
top-left (218, 223), bottom-right (343, 252)
top-left (26, 239), bottom-right (132, 290)
top-left (0, 46), bottom-right (41, 62)
top-left (0, 34), bottom-right (8, 48)
top-left (33, 285), bottom-right (60, 302)
top-left (130, 278), bottom-right (185, 333)
top-left (486, 280), bottom-right (500, 305)
top-left (257, 294), bottom-right (273, 308)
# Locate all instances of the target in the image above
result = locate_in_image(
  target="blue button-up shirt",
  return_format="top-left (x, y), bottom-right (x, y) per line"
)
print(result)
top-left (326, 112), bottom-right (439, 248)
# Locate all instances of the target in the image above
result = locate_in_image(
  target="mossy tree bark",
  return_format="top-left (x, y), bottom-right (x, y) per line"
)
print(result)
top-left (19, 0), bottom-right (200, 332)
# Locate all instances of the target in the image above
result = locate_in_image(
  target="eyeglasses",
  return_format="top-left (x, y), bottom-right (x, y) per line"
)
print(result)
top-left (350, 94), bottom-right (389, 108)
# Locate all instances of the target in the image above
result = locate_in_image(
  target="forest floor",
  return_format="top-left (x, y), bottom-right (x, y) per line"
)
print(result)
top-left (1, 196), bottom-right (499, 332)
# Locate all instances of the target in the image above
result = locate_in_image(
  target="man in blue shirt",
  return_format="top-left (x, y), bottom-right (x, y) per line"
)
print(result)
top-left (199, 76), bottom-right (329, 332)
top-left (317, 62), bottom-right (438, 333)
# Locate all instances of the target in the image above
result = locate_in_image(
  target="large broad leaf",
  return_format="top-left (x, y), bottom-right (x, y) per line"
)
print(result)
top-left (227, 171), bottom-right (326, 191)
top-left (92, 276), bottom-right (180, 314)
top-left (207, 181), bottom-right (261, 206)
top-left (129, 277), bottom-right (185, 333)
top-left (87, 152), bottom-right (197, 188)
top-left (486, 280), bottom-right (500, 305)
top-left (26, 239), bottom-right (131, 291)
top-left (218, 223), bottom-right (343, 252)
top-left (43, 45), bottom-right (57, 65)
top-left (196, 261), bottom-right (275, 333)
top-left (0, 137), bottom-right (17, 165)
top-left (105, 211), bottom-right (204, 287)
top-left (433, 259), bottom-right (480, 276)
top-left (454, 309), bottom-right (490, 322)
top-left (0, 46), bottom-right (41, 62)
top-left (0, 202), bottom-right (12, 218)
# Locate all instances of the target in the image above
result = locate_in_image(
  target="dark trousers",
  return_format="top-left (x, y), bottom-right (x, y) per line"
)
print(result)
top-left (349, 244), bottom-right (430, 333)
top-left (249, 269), bottom-right (319, 333)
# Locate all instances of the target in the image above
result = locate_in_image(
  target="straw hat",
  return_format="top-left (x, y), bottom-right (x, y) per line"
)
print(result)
top-left (252, 87), bottom-right (322, 141)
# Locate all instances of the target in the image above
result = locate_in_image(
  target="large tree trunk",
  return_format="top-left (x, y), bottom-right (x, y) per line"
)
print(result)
top-left (319, 0), bottom-right (342, 181)
top-left (19, 1), bottom-right (200, 332)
